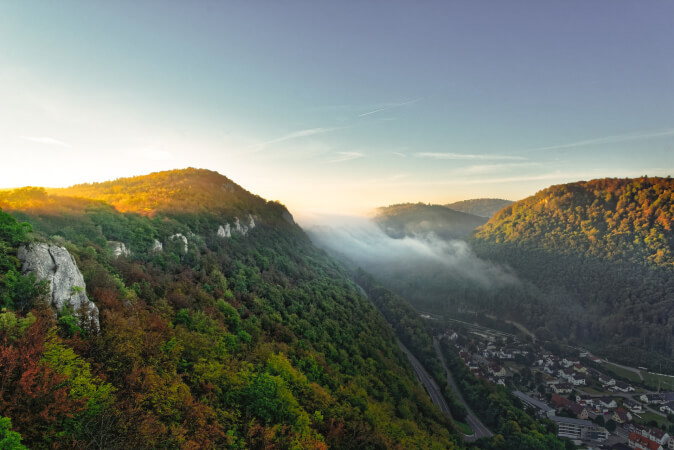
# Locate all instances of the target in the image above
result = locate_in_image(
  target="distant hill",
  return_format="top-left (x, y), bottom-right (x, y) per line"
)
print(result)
top-left (471, 177), bottom-right (674, 370)
top-left (375, 203), bottom-right (487, 240)
top-left (445, 198), bottom-right (513, 218)
top-left (475, 177), bottom-right (674, 266)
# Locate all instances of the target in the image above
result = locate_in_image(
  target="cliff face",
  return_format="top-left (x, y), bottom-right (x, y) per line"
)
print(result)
top-left (17, 243), bottom-right (99, 330)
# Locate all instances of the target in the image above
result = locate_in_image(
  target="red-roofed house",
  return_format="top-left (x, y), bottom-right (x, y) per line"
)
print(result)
top-left (629, 432), bottom-right (664, 450)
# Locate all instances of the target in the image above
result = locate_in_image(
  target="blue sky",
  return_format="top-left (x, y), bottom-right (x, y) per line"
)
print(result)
top-left (1, 1), bottom-right (673, 215)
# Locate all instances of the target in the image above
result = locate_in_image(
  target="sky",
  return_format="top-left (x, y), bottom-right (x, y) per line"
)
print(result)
top-left (1, 1), bottom-right (673, 216)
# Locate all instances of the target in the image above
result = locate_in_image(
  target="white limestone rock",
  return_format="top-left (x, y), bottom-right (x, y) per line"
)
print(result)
top-left (151, 239), bottom-right (163, 253)
top-left (234, 217), bottom-right (249, 236)
top-left (217, 224), bottom-right (232, 238)
top-left (108, 241), bottom-right (130, 258)
top-left (248, 214), bottom-right (256, 230)
top-left (18, 243), bottom-right (99, 330)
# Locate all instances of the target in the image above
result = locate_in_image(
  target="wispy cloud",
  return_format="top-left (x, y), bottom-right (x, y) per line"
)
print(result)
top-left (250, 127), bottom-right (340, 151)
top-left (358, 98), bottom-right (423, 117)
top-left (526, 128), bottom-right (674, 153)
top-left (414, 152), bottom-right (526, 161)
top-left (327, 151), bottom-right (365, 163)
top-left (19, 136), bottom-right (71, 148)
top-left (392, 152), bottom-right (407, 158)
top-left (463, 162), bottom-right (541, 174)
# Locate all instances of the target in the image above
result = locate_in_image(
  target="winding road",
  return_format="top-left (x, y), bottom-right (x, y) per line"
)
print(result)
top-left (397, 340), bottom-right (452, 417)
top-left (433, 336), bottom-right (494, 441)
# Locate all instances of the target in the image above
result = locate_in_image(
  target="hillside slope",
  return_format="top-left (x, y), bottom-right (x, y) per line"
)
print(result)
top-left (445, 199), bottom-right (513, 218)
top-left (0, 169), bottom-right (459, 448)
top-left (375, 203), bottom-right (487, 240)
top-left (472, 177), bottom-right (674, 369)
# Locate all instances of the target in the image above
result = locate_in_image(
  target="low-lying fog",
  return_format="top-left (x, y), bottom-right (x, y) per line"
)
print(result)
top-left (301, 214), bottom-right (519, 307)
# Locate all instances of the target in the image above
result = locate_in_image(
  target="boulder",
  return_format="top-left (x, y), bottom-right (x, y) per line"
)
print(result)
top-left (18, 243), bottom-right (99, 330)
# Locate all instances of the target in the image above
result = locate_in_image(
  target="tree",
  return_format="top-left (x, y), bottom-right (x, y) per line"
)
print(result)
top-left (0, 416), bottom-right (27, 450)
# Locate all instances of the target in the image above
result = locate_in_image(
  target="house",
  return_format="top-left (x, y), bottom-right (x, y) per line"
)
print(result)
top-left (659, 402), bottom-right (674, 414)
top-left (576, 394), bottom-right (593, 405)
top-left (573, 363), bottom-right (587, 373)
top-left (647, 428), bottom-right (669, 447)
top-left (629, 432), bottom-right (664, 450)
top-left (597, 397), bottom-right (618, 409)
top-left (628, 426), bottom-right (670, 450)
top-left (612, 407), bottom-right (632, 424)
top-left (624, 398), bottom-right (644, 413)
top-left (488, 363), bottom-right (506, 377)
top-left (552, 383), bottom-right (573, 394)
top-left (569, 402), bottom-right (589, 420)
top-left (570, 373), bottom-right (587, 386)
top-left (598, 373), bottom-right (616, 386)
top-left (498, 349), bottom-right (515, 360)
top-left (590, 355), bottom-right (602, 363)
top-left (562, 357), bottom-right (579, 368)
top-left (641, 393), bottom-right (666, 405)
top-left (445, 331), bottom-right (458, 341)
top-left (551, 394), bottom-right (572, 409)
top-left (614, 381), bottom-right (635, 393)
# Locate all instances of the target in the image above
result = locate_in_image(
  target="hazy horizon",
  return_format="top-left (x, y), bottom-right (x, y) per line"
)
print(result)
top-left (2, 1), bottom-right (673, 215)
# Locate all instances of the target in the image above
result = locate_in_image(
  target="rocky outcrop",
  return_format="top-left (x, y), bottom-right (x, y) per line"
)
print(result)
top-left (248, 214), bottom-right (256, 230)
top-left (234, 217), bottom-right (247, 236)
top-left (217, 224), bottom-right (232, 238)
top-left (18, 243), bottom-right (99, 330)
top-left (151, 239), bottom-right (163, 253)
top-left (108, 241), bottom-right (130, 258)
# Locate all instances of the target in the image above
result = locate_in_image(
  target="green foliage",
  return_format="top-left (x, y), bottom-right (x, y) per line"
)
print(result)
top-left (0, 416), bottom-right (27, 450)
top-left (0, 310), bottom-right (35, 339)
top-left (0, 172), bottom-right (460, 448)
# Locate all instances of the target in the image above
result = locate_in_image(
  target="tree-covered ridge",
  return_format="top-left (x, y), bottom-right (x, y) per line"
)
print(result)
top-left (476, 177), bottom-right (674, 266)
top-left (469, 177), bottom-right (674, 370)
top-left (0, 171), bottom-right (460, 448)
top-left (47, 168), bottom-right (271, 217)
top-left (375, 203), bottom-right (487, 240)
top-left (445, 199), bottom-right (514, 219)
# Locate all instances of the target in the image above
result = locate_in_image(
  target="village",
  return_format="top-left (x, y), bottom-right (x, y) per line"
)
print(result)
top-left (442, 321), bottom-right (674, 450)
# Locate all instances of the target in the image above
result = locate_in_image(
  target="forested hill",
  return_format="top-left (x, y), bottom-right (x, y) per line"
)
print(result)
top-left (471, 177), bottom-right (674, 370)
top-left (375, 203), bottom-right (487, 240)
top-left (475, 177), bottom-right (674, 266)
top-left (0, 169), bottom-right (459, 448)
top-left (445, 198), bottom-right (513, 218)
top-left (47, 168), bottom-right (271, 217)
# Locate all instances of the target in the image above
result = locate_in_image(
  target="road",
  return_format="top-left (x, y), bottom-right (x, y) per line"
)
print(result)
top-left (397, 340), bottom-right (452, 417)
top-left (433, 336), bottom-right (494, 441)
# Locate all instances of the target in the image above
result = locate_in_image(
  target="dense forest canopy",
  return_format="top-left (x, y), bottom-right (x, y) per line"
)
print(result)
top-left (0, 169), bottom-right (460, 448)
top-left (472, 177), bottom-right (674, 370)
top-left (47, 168), bottom-right (271, 217)
top-left (445, 199), bottom-right (514, 219)
top-left (476, 177), bottom-right (674, 266)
